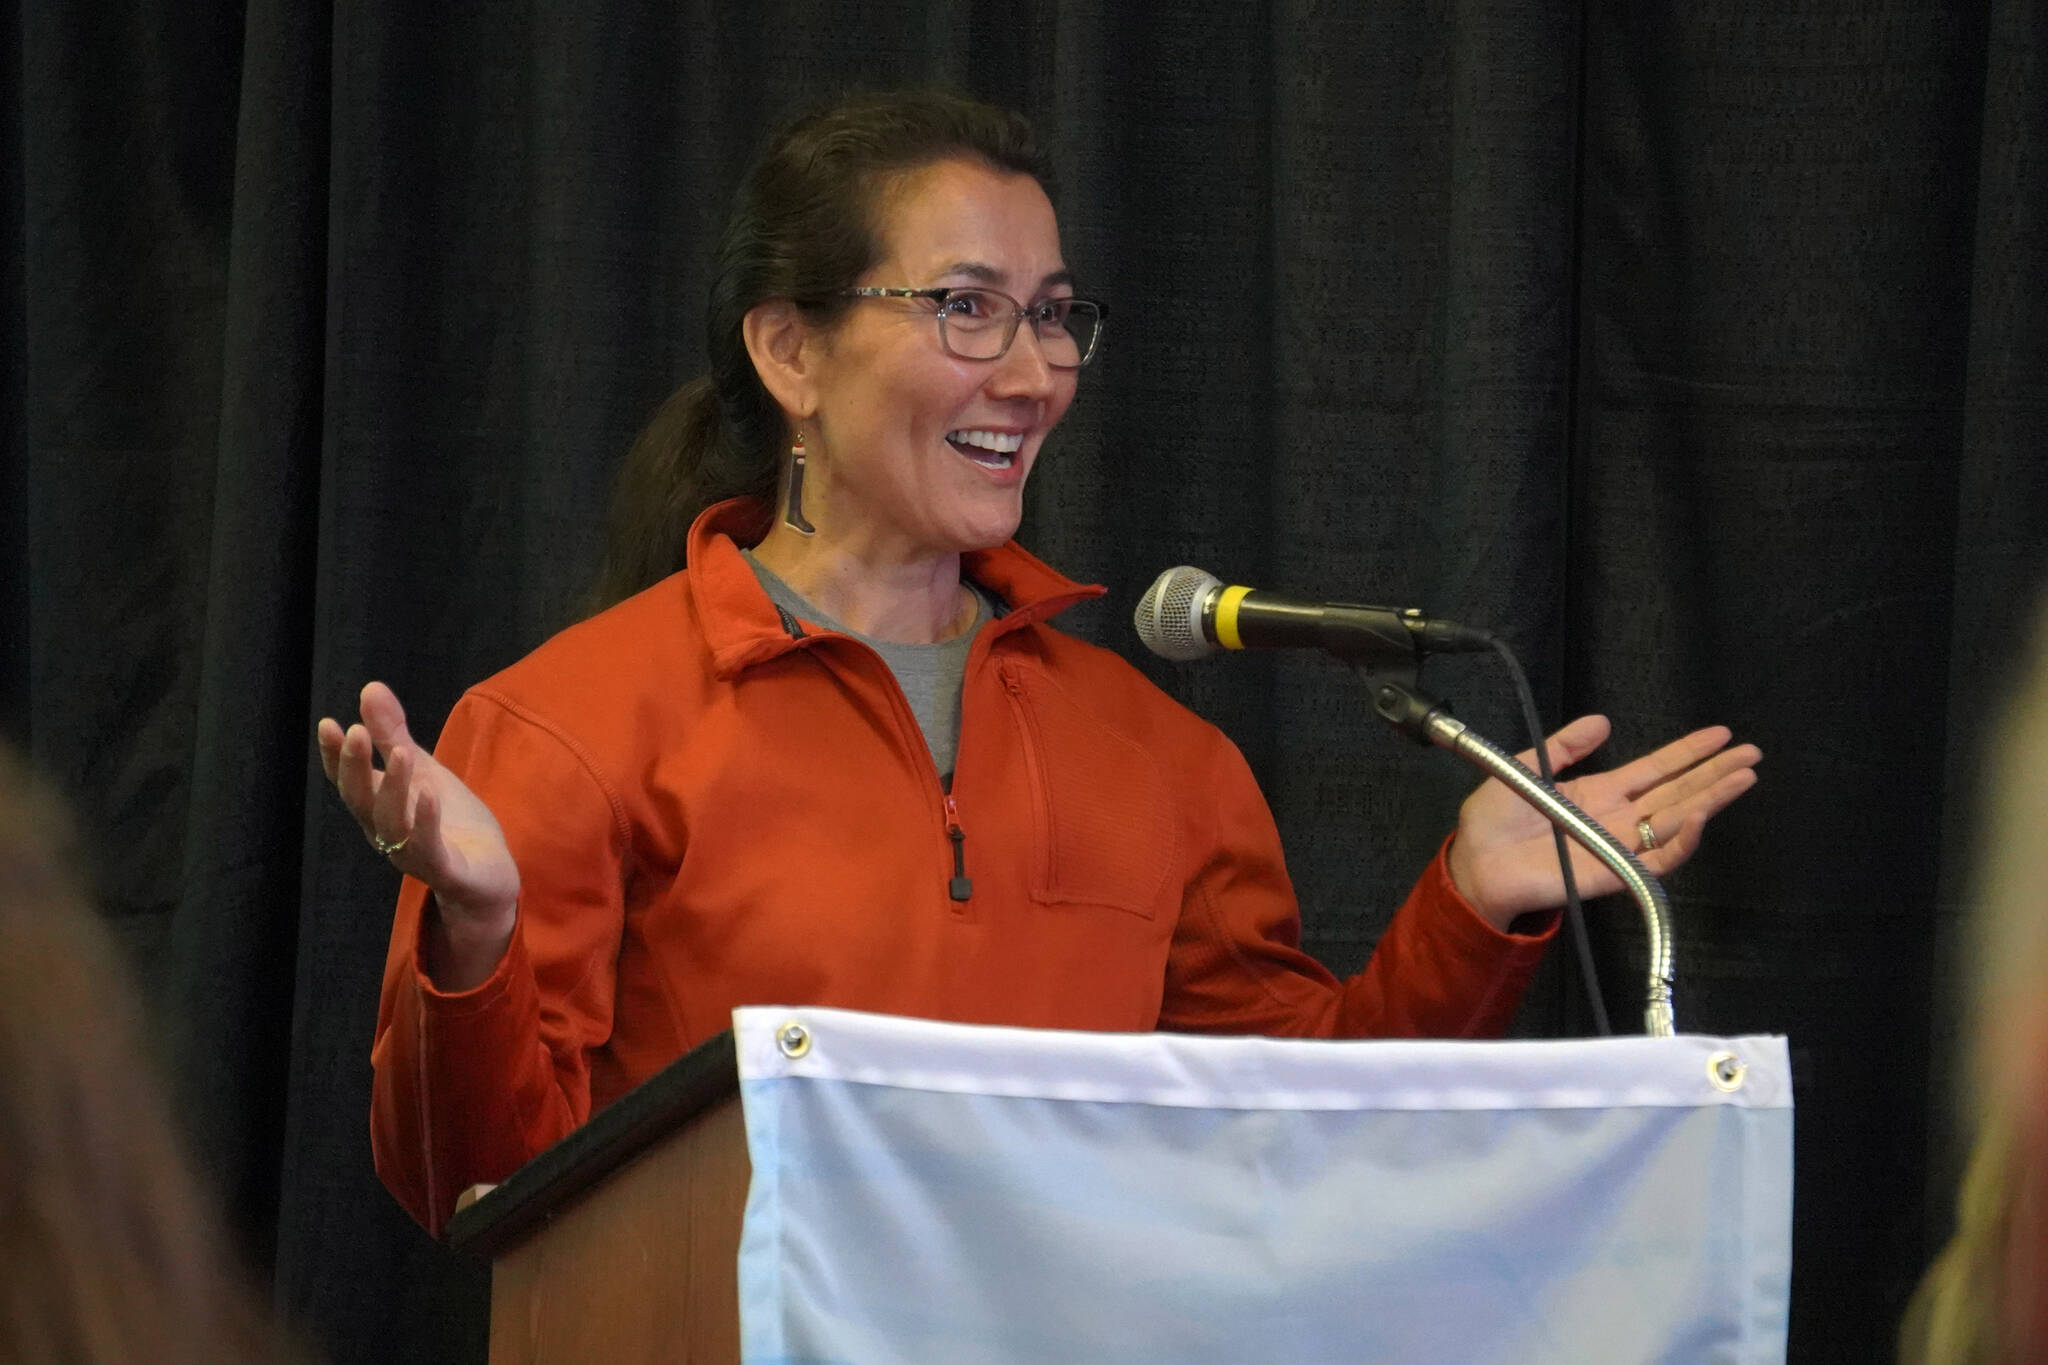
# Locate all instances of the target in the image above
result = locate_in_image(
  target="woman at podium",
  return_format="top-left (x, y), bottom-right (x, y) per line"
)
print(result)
top-left (315, 91), bottom-right (1761, 1235)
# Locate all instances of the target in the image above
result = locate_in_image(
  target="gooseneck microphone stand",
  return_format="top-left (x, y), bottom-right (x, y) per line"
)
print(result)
top-left (1129, 565), bottom-right (1676, 1035)
top-left (1364, 669), bottom-right (1677, 1038)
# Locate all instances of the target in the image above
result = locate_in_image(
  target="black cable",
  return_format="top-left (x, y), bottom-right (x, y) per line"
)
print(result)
top-left (1487, 637), bottom-right (1612, 1036)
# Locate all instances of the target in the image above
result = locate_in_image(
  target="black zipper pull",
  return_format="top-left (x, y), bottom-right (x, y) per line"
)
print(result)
top-left (947, 824), bottom-right (972, 901)
top-left (943, 794), bottom-right (972, 902)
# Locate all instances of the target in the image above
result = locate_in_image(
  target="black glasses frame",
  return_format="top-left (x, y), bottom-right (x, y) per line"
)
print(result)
top-left (839, 286), bottom-right (1108, 369)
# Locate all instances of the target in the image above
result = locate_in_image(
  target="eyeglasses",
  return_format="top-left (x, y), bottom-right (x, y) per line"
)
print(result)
top-left (840, 286), bottom-right (1108, 369)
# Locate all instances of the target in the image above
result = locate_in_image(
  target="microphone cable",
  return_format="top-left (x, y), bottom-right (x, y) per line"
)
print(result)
top-left (1483, 637), bottom-right (1612, 1036)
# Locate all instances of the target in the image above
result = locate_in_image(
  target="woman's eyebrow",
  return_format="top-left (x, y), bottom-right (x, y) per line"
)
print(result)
top-left (935, 261), bottom-right (1077, 292)
top-left (934, 260), bottom-right (1005, 284)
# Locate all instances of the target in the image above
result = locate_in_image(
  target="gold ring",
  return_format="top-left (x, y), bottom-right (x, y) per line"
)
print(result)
top-left (370, 832), bottom-right (410, 857)
top-left (1636, 818), bottom-right (1658, 852)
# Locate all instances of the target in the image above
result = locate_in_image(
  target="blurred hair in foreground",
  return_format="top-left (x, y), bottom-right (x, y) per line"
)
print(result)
top-left (1903, 595), bottom-right (2048, 1365)
top-left (0, 744), bottom-right (306, 1364)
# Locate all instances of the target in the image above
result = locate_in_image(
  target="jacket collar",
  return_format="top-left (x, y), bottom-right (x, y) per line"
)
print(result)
top-left (685, 498), bottom-right (1106, 678)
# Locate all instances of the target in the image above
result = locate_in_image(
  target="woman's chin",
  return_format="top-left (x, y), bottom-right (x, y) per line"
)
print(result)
top-left (967, 507), bottom-right (1027, 552)
top-left (937, 492), bottom-right (1026, 553)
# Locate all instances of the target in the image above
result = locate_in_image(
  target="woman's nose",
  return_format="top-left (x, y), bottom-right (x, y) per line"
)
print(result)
top-left (986, 324), bottom-right (1060, 399)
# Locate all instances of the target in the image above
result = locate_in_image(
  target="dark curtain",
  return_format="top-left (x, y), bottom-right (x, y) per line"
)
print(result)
top-left (7, 2), bottom-right (2043, 1362)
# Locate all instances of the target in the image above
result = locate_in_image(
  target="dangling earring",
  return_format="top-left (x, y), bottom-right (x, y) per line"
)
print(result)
top-left (783, 428), bottom-right (817, 536)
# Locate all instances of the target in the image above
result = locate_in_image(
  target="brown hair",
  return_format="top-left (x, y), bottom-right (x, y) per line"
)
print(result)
top-left (0, 746), bottom-right (304, 1364)
top-left (590, 89), bottom-right (1056, 610)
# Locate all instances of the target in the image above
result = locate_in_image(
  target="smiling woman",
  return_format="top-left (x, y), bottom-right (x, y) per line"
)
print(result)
top-left (743, 156), bottom-right (1081, 604)
top-left (314, 89), bottom-right (1761, 1237)
top-left (588, 92), bottom-right (1073, 625)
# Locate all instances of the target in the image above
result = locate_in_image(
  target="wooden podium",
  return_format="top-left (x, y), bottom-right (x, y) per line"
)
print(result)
top-left (446, 1032), bottom-right (747, 1365)
top-left (443, 1012), bottom-right (1794, 1363)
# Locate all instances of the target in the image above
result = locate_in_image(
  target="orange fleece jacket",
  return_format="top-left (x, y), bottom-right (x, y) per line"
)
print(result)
top-left (371, 501), bottom-right (1555, 1234)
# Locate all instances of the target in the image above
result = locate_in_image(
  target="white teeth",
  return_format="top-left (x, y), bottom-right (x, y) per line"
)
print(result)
top-left (948, 429), bottom-right (1024, 453)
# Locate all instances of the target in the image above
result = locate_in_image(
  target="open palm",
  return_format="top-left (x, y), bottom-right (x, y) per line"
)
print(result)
top-left (1446, 715), bottom-right (1762, 931)
top-left (315, 681), bottom-right (520, 930)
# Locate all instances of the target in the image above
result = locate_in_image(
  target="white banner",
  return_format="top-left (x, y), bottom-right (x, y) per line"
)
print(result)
top-left (735, 1007), bottom-right (1792, 1365)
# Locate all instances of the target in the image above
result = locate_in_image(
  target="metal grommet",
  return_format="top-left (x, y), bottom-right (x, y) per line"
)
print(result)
top-left (776, 1022), bottom-right (812, 1059)
top-left (1707, 1050), bottom-right (1746, 1092)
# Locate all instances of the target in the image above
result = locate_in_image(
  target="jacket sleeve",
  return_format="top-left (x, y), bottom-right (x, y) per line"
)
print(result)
top-left (368, 689), bottom-right (630, 1237)
top-left (1157, 729), bottom-right (1555, 1040)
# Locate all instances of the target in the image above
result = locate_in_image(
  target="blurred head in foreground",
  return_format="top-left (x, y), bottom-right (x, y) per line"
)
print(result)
top-left (0, 745), bottom-right (297, 1364)
top-left (1904, 599), bottom-right (2048, 1365)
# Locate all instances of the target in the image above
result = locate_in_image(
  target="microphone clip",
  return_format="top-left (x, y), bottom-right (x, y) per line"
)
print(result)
top-left (1357, 666), bottom-right (1456, 749)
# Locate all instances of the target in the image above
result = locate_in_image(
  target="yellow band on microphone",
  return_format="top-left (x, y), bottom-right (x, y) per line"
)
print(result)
top-left (1214, 584), bottom-right (1254, 650)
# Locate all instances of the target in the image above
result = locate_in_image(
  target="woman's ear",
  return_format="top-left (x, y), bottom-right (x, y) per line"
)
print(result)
top-left (742, 301), bottom-right (819, 424)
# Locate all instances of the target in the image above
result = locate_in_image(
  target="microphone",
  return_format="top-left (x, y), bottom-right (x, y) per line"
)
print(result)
top-left (1133, 566), bottom-right (1496, 665)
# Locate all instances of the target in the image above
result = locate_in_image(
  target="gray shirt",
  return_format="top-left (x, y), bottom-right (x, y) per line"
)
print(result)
top-left (744, 551), bottom-right (994, 783)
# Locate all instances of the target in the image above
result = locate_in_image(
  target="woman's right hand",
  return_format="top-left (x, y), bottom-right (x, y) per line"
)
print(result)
top-left (317, 681), bottom-right (520, 990)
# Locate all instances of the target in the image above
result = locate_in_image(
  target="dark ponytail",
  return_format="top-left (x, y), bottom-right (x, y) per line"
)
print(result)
top-left (590, 378), bottom-right (774, 610)
top-left (589, 89), bottom-right (1056, 611)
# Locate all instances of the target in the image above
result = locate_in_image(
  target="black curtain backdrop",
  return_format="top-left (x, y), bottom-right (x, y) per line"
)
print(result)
top-left (7, 3), bottom-right (2044, 1362)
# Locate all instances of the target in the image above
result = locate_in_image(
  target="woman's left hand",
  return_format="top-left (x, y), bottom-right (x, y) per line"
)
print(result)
top-left (1446, 715), bottom-right (1761, 932)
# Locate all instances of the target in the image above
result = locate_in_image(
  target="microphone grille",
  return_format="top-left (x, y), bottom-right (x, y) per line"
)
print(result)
top-left (1133, 566), bottom-right (1221, 661)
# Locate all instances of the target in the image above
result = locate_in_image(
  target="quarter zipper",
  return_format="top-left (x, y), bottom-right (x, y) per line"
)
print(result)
top-left (803, 630), bottom-right (975, 911)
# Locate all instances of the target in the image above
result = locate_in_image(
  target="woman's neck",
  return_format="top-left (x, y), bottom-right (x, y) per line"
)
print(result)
top-left (750, 523), bottom-right (976, 644)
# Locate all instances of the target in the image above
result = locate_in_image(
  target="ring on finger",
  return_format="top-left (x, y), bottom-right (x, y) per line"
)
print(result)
top-left (370, 831), bottom-right (410, 857)
top-left (1636, 818), bottom-right (1659, 852)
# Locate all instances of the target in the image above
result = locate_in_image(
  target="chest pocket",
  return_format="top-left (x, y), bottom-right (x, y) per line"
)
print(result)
top-left (1000, 665), bottom-right (1181, 919)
